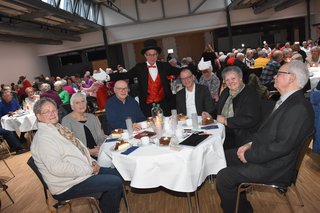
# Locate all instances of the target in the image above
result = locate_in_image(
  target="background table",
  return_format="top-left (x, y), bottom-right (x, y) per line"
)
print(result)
top-left (309, 67), bottom-right (320, 90)
top-left (1, 111), bottom-right (37, 132)
top-left (98, 122), bottom-right (226, 193)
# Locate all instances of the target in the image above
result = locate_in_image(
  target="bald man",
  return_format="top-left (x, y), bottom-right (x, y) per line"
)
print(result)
top-left (260, 50), bottom-right (284, 90)
top-left (105, 80), bottom-right (146, 134)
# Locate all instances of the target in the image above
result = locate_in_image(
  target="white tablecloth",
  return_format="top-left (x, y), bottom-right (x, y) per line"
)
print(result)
top-left (1, 111), bottom-right (38, 132)
top-left (309, 67), bottom-right (320, 90)
top-left (98, 122), bottom-right (226, 193)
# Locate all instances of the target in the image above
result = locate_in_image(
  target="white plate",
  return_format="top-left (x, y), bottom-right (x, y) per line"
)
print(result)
top-left (110, 143), bottom-right (132, 152)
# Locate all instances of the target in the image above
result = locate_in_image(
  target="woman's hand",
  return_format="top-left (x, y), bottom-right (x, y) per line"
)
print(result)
top-left (89, 145), bottom-right (100, 157)
top-left (217, 115), bottom-right (227, 126)
top-left (91, 161), bottom-right (100, 175)
top-left (201, 111), bottom-right (212, 119)
top-left (133, 123), bottom-right (142, 131)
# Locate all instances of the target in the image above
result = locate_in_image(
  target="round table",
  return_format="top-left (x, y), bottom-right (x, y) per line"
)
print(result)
top-left (1, 111), bottom-right (37, 132)
top-left (98, 122), bottom-right (226, 193)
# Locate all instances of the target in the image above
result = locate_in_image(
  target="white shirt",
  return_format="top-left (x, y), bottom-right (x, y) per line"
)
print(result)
top-left (147, 62), bottom-right (158, 81)
top-left (185, 85), bottom-right (197, 117)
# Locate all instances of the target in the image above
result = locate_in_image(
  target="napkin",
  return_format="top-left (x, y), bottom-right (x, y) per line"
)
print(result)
top-left (201, 125), bottom-right (218, 130)
top-left (104, 138), bottom-right (119, 143)
top-left (121, 146), bottom-right (139, 155)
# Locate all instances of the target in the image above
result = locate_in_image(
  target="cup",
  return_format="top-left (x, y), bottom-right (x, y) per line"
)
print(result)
top-left (171, 109), bottom-right (177, 116)
top-left (186, 119), bottom-right (192, 126)
top-left (140, 121), bottom-right (148, 129)
top-left (192, 113), bottom-right (199, 129)
top-left (125, 117), bottom-right (133, 135)
top-left (155, 121), bottom-right (162, 139)
top-left (121, 131), bottom-right (129, 140)
top-left (176, 128), bottom-right (183, 139)
top-left (141, 136), bottom-right (150, 145)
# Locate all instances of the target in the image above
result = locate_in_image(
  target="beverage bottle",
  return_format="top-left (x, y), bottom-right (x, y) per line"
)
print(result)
top-left (156, 104), bottom-right (164, 123)
top-left (151, 103), bottom-right (158, 121)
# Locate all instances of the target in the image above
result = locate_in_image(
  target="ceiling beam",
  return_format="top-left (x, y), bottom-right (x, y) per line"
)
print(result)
top-left (0, 34), bottom-right (62, 45)
top-left (0, 23), bottom-right (81, 41)
top-left (227, 0), bottom-right (244, 10)
top-left (275, 0), bottom-right (304, 11)
top-left (11, 0), bottom-right (101, 29)
top-left (253, 0), bottom-right (289, 14)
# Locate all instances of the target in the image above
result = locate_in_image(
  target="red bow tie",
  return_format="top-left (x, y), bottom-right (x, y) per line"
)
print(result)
top-left (147, 65), bottom-right (156, 68)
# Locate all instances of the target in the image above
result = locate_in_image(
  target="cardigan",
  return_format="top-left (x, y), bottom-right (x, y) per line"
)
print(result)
top-left (61, 113), bottom-right (106, 146)
top-left (31, 122), bottom-right (93, 195)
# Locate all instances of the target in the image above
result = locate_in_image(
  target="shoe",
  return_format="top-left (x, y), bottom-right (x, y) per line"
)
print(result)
top-left (15, 148), bottom-right (29, 155)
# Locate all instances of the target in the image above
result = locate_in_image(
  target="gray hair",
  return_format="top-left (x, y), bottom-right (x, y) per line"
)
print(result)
top-left (33, 97), bottom-right (57, 115)
top-left (221, 66), bottom-right (243, 80)
top-left (285, 61), bottom-right (309, 88)
top-left (70, 92), bottom-right (87, 107)
top-left (40, 83), bottom-right (51, 92)
top-left (311, 46), bottom-right (320, 52)
top-left (257, 50), bottom-right (267, 57)
top-left (282, 48), bottom-right (293, 57)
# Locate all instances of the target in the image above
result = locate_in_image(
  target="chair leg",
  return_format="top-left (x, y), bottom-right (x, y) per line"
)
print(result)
top-left (92, 198), bottom-right (102, 213)
top-left (3, 159), bottom-right (15, 178)
top-left (187, 192), bottom-right (193, 213)
top-left (122, 184), bottom-right (130, 213)
top-left (208, 175), bottom-right (215, 184)
top-left (291, 184), bottom-right (304, 207)
top-left (194, 190), bottom-right (200, 213)
top-left (235, 184), bottom-right (243, 213)
top-left (1, 183), bottom-right (14, 205)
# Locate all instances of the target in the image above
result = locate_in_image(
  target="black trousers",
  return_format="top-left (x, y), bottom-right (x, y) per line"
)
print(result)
top-left (216, 149), bottom-right (255, 213)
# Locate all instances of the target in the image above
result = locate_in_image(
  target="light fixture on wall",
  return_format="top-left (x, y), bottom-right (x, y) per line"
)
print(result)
top-left (140, 0), bottom-right (158, 3)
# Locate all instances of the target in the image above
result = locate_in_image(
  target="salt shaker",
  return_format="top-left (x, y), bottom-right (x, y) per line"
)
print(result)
top-left (125, 117), bottom-right (133, 136)
top-left (191, 113), bottom-right (199, 129)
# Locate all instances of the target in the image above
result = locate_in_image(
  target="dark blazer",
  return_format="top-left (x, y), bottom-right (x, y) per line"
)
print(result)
top-left (244, 90), bottom-right (314, 185)
top-left (217, 85), bottom-right (261, 149)
top-left (109, 61), bottom-right (180, 115)
top-left (176, 84), bottom-right (214, 116)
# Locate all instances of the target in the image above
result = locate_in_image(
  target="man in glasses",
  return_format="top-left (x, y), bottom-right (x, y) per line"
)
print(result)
top-left (106, 39), bottom-right (180, 117)
top-left (176, 69), bottom-right (214, 119)
top-left (216, 61), bottom-right (314, 213)
top-left (105, 80), bottom-right (145, 134)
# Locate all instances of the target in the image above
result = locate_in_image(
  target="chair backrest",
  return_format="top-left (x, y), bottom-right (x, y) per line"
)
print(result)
top-left (86, 96), bottom-right (99, 114)
top-left (292, 130), bottom-right (315, 185)
top-left (250, 67), bottom-right (263, 77)
top-left (27, 156), bottom-right (49, 200)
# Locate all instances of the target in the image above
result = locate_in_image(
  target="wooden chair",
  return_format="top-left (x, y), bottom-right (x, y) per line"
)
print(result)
top-left (27, 157), bottom-right (101, 213)
top-left (235, 131), bottom-right (315, 213)
top-left (0, 136), bottom-right (15, 179)
top-left (0, 181), bottom-right (15, 208)
top-left (0, 136), bottom-right (15, 209)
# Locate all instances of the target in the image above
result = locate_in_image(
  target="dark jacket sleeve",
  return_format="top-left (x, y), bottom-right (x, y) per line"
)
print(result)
top-left (176, 89), bottom-right (186, 115)
top-left (245, 92), bottom-right (314, 163)
top-left (225, 86), bottom-right (261, 130)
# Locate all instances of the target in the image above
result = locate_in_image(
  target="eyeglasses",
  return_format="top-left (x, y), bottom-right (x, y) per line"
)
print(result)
top-left (180, 75), bottom-right (194, 81)
top-left (115, 87), bottom-right (128, 92)
top-left (41, 109), bottom-right (58, 116)
top-left (145, 53), bottom-right (158, 57)
top-left (276, 71), bottom-right (292, 76)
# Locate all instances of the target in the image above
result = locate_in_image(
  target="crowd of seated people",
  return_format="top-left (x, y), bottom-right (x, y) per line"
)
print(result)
top-left (0, 37), bottom-right (319, 212)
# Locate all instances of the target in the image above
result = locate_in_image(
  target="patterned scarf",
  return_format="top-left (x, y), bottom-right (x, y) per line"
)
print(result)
top-left (221, 83), bottom-right (245, 118)
top-left (55, 123), bottom-right (91, 163)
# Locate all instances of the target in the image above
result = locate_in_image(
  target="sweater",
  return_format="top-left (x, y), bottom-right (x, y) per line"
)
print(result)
top-left (61, 113), bottom-right (106, 146)
top-left (105, 95), bottom-right (146, 133)
top-left (31, 122), bottom-right (93, 195)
